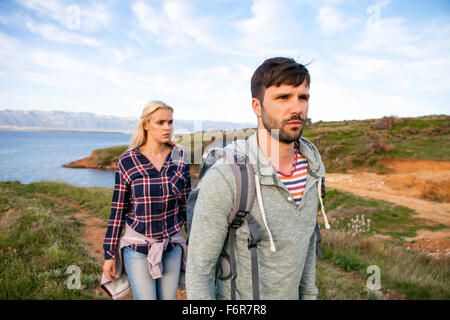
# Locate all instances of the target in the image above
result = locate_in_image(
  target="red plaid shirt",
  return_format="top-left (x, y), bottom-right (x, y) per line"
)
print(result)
top-left (103, 145), bottom-right (191, 260)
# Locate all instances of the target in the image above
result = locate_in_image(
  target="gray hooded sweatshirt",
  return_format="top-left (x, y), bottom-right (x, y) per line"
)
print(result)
top-left (186, 132), bottom-right (326, 300)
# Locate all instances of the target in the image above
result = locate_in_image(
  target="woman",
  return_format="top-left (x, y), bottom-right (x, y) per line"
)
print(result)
top-left (102, 100), bottom-right (191, 300)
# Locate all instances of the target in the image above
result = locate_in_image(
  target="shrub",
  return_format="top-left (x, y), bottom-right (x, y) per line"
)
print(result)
top-left (371, 141), bottom-right (395, 154)
top-left (372, 116), bottom-right (396, 130)
top-left (402, 126), bottom-right (420, 135)
top-left (333, 251), bottom-right (367, 272)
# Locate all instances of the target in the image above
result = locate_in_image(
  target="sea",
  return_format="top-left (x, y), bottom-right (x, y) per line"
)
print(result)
top-left (0, 130), bottom-right (132, 188)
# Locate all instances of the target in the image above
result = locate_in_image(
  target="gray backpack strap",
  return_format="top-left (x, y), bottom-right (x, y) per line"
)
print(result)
top-left (315, 223), bottom-right (323, 260)
top-left (228, 227), bottom-right (238, 299)
top-left (222, 150), bottom-right (255, 223)
top-left (245, 213), bottom-right (261, 300)
top-left (315, 176), bottom-right (326, 260)
top-left (222, 150), bottom-right (259, 300)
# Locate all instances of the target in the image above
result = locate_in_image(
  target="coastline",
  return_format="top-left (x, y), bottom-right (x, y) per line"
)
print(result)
top-left (62, 153), bottom-right (116, 171)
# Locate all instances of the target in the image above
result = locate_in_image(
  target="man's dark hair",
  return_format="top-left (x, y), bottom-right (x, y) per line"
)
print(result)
top-left (251, 57), bottom-right (311, 104)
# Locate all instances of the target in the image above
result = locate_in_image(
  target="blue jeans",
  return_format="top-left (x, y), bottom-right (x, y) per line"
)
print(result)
top-left (123, 245), bottom-right (182, 300)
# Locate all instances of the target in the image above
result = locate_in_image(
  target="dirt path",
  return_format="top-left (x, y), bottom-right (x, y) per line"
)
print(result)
top-left (325, 159), bottom-right (450, 257)
top-left (42, 195), bottom-right (114, 298)
top-left (325, 175), bottom-right (450, 226)
top-left (42, 194), bottom-right (187, 300)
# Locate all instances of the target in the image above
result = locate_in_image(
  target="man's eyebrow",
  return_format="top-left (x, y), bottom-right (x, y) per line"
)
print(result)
top-left (300, 93), bottom-right (310, 99)
top-left (275, 92), bottom-right (293, 97)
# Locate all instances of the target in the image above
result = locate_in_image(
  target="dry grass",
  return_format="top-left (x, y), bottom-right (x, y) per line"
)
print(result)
top-left (321, 230), bottom-right (450, 299)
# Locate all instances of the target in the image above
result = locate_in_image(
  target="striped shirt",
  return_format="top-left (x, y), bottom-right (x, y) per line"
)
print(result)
top-left (103, 145), bottom-right (191, 260)
top-left (276, 147), bottom-right (308, 206)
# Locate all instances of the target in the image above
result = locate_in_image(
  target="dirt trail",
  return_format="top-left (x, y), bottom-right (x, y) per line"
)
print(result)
top-left (42, 195), bottom-right (114, 298)
top-left (42, 194), bottom-right (187, 300)
top-left (325, 159), bottom-right (450, 257)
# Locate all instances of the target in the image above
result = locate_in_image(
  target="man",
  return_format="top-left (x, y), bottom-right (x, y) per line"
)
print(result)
top-left (186, 57), bottom-right (326, 300)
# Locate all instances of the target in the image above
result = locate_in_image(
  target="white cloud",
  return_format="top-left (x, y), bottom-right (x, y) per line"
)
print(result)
top-left (131, 0), bottom-right (219, 51)
top-left (317, 6), bottom-right (360, 36)
top-left (234, 0), bottom-right (291, 55)
top-left (356, 17), bottom-right (424, 57)
top-left (129, 61), bottom-right (256, 122)
top-left (15, 0), bottom-right (111, 33)
top-left (308, 67), bottom-right (431, 122)
top-left (347, 9), bottom-right (450, 94)
top-left (15, 0), bottom-right (66, 23)
top-left (25, 21), bottom-right (101, 46)
top-left (0, 32), bottom-right (21, 56)
top-left (131, 1), bottom-right (162, 36)
top-left (112, 47), bottom-right (138, 64)
top-left (332, 53), bottom-right (450, 93)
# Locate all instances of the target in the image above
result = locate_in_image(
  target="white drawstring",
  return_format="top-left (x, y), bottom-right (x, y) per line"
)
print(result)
top-left (254, 174), bottom-right (276, 252)
top-left (318, 177), bottom-right (330, 229)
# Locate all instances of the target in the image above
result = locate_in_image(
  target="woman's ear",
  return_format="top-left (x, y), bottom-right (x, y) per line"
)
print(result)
top-left (252, 98), bottom-right (262, 117)
top-left (143, 120), bottom-right (151, 131)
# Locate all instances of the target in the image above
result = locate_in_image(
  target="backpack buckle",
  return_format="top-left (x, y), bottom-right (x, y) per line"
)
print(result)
top-left (230, 210), bottom-right (248, 228)
top-left (247, 237), bottom-right (258, 249)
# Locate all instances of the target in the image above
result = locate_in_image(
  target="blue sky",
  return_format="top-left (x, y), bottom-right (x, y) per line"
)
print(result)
top-left (0, 0), bottom-right (449, 124)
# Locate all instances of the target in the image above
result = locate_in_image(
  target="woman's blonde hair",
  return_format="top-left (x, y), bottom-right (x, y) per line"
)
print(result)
top-left (128, 100), bottom-right (174, 151)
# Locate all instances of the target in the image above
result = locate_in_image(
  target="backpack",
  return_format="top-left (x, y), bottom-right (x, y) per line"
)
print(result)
top-left (186, 141), bottom-right (325, 300)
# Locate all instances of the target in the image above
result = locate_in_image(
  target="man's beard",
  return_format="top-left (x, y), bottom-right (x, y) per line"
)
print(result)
top-left (261, 106), bottom-right (306, 143)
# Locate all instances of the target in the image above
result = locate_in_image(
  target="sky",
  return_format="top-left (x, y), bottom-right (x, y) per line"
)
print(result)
top-left (0, 0), bottom-right (449, 124)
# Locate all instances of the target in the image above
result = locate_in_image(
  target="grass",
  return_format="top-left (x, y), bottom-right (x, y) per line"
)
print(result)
top-left (92, 145), bottom-right (128, 167)
top-left (0, 181), bottom-right (105, 299)
top-left (24, 181), bottom-right (113, 222)
top-left (323, 188), bottom-right (447, 239)
top-left (319, 231), bottom-right (450, 300)
top-left (316, 187), bottom-right (450, 300)
top-left (316, 259), bottom-right (383, 300)
top-left (2, 180), bottom-right (448, 300)
top-left (74, 115), bottom-right (449, 175)
top-left (306, 115), bottom-right (450, 172)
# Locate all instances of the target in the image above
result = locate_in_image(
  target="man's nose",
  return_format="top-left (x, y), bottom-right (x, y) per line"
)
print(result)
top-left (289, 98), bottom-right (306, 115)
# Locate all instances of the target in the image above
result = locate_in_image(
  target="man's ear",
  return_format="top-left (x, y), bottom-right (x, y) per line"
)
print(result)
top-left (252, 98), bottom-right (262, 117)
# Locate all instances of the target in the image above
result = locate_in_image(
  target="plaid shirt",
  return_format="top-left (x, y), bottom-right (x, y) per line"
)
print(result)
top-left (103, 145), bottom-right (191, 260)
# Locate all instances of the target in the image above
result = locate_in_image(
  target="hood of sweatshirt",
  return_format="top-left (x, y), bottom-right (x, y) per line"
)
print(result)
top-left (227, 132), bottom-right (325, 182)
top-left (225, 132), bottom-right (329, 253)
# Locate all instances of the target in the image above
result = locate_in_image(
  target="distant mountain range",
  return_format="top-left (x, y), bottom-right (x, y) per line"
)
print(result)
top-left (0, 109), bottom-right (255, 133)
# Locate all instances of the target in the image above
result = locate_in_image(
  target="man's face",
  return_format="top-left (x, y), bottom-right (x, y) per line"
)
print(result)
top-left (256, 81), bottom-right (310, 143)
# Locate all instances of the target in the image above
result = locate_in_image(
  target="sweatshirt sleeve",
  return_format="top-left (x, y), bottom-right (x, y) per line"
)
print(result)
top-left (299, 230), bottom-right (319, 300)
top-left (186, 164), bottom-right (235, 300)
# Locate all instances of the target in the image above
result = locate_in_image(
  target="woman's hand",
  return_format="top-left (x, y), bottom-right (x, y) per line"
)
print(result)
top-left (103, 259), bottom-right (116, 282)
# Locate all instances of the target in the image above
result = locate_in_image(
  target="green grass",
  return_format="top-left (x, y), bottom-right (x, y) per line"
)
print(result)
top-left (391, 116), bottom-right (448, 131)
top-left (386, 134), bottom-right (450, 161)
top-left (307, 115), bottom-right (450, 172)
top-left (0, 181), bottom-right (105, 299)
top-left (2, 179), bottom-right (448, 299)
top-left (323, 188), bottom-right (446, 239)
top-left (319, 231), bottom-right (450, 300)
top-left (92, 145), bottom-right (128, 167)
top-left (317, 188), bottom-right (450, 300)
top-left (316, 259), bottom-right (383, 300)
top-left (82, 115), bottom-right (449, 174)
top-left (25, 181), bottom-right (113, 221)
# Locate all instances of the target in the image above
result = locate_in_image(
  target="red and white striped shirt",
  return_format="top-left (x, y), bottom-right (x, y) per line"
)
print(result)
top-left (276, 147), bottom-right (308, 206)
